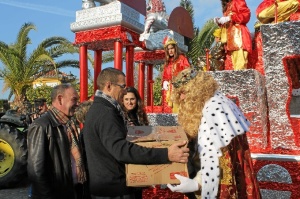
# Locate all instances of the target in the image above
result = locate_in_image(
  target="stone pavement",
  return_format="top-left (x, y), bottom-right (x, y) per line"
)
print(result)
top-left (0, 179), bottom-right (29, 199)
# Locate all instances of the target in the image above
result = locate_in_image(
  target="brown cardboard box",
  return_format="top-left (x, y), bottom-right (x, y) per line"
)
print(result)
top-left (126, 126), bottom-right (189, 187)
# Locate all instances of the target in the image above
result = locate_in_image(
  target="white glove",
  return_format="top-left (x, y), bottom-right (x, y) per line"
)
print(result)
top-left (162, 80), bottom-right (169, 90)
top-left (218, 16), bottom-right (230, 25)
top-left (213, 17), bottom-right (219, 24)
top-left (167, 174), bottom-right (199, 193)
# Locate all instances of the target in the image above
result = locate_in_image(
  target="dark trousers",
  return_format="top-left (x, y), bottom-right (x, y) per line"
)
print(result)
top-left (91, 194), bottom-right (135, 199)
top-left (75, 183), bottom-right (91, 199)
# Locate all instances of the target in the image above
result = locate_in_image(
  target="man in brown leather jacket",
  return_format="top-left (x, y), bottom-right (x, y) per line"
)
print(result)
top-left (27, 84), bottom-right (86, 199)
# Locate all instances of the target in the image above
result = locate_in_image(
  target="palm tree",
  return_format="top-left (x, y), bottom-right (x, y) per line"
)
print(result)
top-left (0, 23), bottom-right (80, 107)
top-left (187, 19), bottom-right (218, 65)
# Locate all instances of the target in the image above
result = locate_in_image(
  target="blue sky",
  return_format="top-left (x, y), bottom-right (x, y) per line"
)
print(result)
top-left (0, 0), bottom-right (260, 99)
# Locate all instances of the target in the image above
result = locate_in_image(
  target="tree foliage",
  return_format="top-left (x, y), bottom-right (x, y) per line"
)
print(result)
top-left (0, 23), bottom-right (80, 107)
top-left (152, 64), bottom-right (164, 106)
top-left (179, 0), bottom-right (218, 65)
top-left (153, 75), bottom-right (163, 105)
top-left (187, 19), bottom-right (218, 65)
top-left (26, 84), bottom-right (53, 105)
top-left (73, 80), bottom-right (95, 99)
top-left (26, 79), bottom-right (94, 108)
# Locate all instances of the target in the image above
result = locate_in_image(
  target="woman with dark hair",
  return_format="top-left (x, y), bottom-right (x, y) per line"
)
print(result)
top-left (122, 86), bottom-right (149, 198)
top-left (122, 86), bottom-right (149, 126)
top-left (123, 87), bottom-right (188, 199)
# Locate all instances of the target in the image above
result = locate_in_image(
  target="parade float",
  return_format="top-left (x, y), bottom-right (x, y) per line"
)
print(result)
top-left (70, 0), bottom-right (300, 198)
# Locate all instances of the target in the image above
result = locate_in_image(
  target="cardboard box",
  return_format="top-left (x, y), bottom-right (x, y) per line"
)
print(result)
top-left (126, 126), bottom-right (189, 187)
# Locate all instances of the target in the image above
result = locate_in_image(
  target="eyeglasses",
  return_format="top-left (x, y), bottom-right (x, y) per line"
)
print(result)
top-left (111, 82), bottom-right (126, 89)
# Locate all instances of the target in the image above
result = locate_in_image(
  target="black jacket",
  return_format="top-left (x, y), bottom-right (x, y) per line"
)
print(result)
top-left (83, 96), bottom-right (169, 197)
top-left (27, 111), bottom-right (75, 199)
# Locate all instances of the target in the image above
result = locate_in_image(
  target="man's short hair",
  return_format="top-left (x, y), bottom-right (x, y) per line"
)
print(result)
top-left (97, 67), bottom-right (125, 90)
top-left (50, 84), bottom-right (73, 102)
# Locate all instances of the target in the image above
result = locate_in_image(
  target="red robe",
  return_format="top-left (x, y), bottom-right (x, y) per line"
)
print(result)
top-left (224, 0), bottom-right (252, 53)
top-left (162, 54), bottom-right (190, 81)
top-left (162, 54), bottom-right (190, 112)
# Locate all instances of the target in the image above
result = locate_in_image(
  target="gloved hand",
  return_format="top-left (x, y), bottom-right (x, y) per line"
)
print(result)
top-left (213, 17), bottom-right (220, 24)
top-left (162, 80), bottom-right (169, 90)
top-left (167, 174), bottom-right (199, 193)
top-left (218, 16), bottom-right (230, 25)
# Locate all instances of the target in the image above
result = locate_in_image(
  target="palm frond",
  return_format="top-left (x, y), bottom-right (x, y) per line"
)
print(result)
top-left (55, 60), bottom-right (80, 69)
top-left (187, 19), bottom-right (218, 64)
top-left (14, 23), bottom-right (36, 62)
top-left (0, 23), bottom-right (82, 104)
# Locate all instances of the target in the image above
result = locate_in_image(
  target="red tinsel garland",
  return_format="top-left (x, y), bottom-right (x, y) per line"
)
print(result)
top-left (74, 25), bottom-right (142, 51)
top-left (142, 185), bottom-right (188, 199)
top-left (251, 32), bottom-right (265, 75)
top-left (134, 50), bottom-right (165, 65)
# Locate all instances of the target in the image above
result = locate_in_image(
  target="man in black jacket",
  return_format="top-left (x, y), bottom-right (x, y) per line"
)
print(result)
top-left (27, 84), bottom-right (86, 199)
top-left (83, 67), bottom-right (189, 199)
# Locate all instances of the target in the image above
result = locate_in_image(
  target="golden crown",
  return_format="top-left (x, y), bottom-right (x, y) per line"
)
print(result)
top-left (172, 67), bottom-right (199, 88)
top-left (163, 37), bottom-right (177, 48)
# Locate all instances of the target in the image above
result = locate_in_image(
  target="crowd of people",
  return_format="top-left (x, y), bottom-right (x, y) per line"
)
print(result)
top-left (27, 68), bottom-right (189, 199)
top-left (25, 0), bottom-right (300, 198)
top-left (26, 67), bottom-right (261, 199)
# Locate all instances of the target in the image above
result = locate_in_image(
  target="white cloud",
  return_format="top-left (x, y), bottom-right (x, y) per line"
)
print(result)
top-left (0, 0), bottom-right (74, 17)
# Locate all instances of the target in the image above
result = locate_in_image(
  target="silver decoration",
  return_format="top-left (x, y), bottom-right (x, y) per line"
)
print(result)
top-left (251, 153), bottom-right (300, 162)
top-left (261, 21), bottom-right (300, 149)
top-left (257, 164), bottom-right (292, 183)
top-left (290, 97), bottom-right (300, 115)
top-left (210, 69), bottom-right (268, 149)
top-left (140, 29), bottom-right (188, 52)
top-left (71, 1), bottom-right (144, 33)
top-left (134, 47), bottom-right (165, 65)
top-left (140, 0), bottom-right (169, 35)
top-left (148, 70), bottom-right (268, 148)
top-left (260, 189), bottom-right (291, 199)
top-left (94, 0), bottom-right (117, 4)
top-left (147, 113), bottom-right (178, 126)
top-left (133, 47), bottom-right (165, 65)
top-left (82, 0), bottom-right (96, 9)
top-left (292, 88), bottom-right (300, 96)
top-left (125, 32), bottom-right (133, 42)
